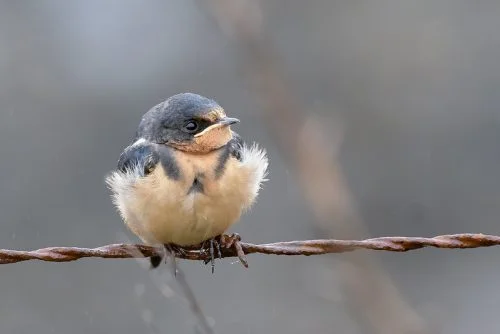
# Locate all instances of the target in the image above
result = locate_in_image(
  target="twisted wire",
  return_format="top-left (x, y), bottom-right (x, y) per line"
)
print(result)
top-left (0, 233), bottom-right (498, 265)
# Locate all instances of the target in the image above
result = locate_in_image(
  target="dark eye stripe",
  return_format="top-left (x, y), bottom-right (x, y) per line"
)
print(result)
top-left (183, 119), bottom-right (211, 134)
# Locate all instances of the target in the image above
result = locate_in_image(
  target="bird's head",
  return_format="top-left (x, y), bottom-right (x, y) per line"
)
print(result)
top-left (137, 93), bottom-right (240, 153)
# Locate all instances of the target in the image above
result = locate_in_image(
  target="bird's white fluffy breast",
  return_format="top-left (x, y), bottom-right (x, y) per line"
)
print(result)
top-left (106, 142), bottom-right (268, 246)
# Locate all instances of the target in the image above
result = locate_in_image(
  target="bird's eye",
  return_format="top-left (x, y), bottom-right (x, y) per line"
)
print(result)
top-left (184, 120), bottom-right (199, 132)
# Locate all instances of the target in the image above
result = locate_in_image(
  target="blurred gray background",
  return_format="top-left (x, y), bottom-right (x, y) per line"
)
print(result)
top-left (1, 1), bottom-right (500, 333)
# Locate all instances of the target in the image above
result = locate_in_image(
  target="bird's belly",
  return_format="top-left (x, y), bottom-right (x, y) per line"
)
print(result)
top-left (139, 192), bottom-right (242, 246)
top-left (122, 165), bottom-right (250, 246)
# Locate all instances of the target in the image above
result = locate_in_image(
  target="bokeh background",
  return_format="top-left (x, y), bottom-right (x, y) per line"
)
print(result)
top-left (1, 1), bottom-right (500, 333)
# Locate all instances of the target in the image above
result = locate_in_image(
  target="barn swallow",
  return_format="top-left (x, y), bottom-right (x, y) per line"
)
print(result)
top-left (106, 93), bottom-right (268, 272)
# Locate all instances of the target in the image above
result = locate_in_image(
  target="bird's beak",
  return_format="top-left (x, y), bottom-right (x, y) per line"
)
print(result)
top-left (217, 117), bottom-right (240, 126)
top-left (194, 117), bottom-right (240, 138)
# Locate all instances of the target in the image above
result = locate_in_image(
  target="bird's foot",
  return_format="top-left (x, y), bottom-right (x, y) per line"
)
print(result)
top-left (201, 233), bottom-right (248, 272)
top-left (165, 243), bottom-right (187, 256)
top-left (219, 233), bottom-right (248, 268)
top-left (201, 238), bottom-right (223, 274)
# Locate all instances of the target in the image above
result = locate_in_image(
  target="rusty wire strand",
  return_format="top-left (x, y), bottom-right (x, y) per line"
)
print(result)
top-left (0, 233), bottom-right (498, 265)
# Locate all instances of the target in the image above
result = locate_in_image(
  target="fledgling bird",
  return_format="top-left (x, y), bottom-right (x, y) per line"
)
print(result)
top-left (106, 93), bottom-right (268, 271)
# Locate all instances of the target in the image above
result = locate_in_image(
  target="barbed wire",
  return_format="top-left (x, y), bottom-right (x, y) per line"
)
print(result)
top-left (1, 233), bottom-right (499, 265)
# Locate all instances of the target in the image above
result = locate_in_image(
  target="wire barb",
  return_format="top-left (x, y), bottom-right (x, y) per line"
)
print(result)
top-left (0, 233), bottom-right (499, 265)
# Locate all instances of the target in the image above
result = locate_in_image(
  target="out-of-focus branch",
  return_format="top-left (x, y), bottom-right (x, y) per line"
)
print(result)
top-left (119, 238), bottom-right (215, 334)
top-left (1, 233), bottom-right (499, 264)
top-left (198, 1), bottom-right (432, 332)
